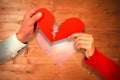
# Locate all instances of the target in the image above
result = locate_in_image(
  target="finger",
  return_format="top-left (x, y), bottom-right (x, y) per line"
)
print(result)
top-left (76, 44), bottom-right (91, 50)
top-left (80, 33), bottom-right (92, 37)
top-left (26, 10), bottom-right (36, 18)
top-left (75, 39), bottom-right (91, 47)
top-left (26, 9), bottom-right (38, 18)
top-left (31, 12), bottom-right (42, 24)
top-left (69, 33), bottom-right (80, 38)
top-left (69, 33), bottom-right (92, 38)
top-left (76, 36), bottom-right (94, 41)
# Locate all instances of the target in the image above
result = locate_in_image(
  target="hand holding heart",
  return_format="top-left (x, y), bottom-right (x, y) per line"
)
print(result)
top-left (17, 9), bottom-right (42, 43)
top-left (69, 33), bottom-right (95, 59)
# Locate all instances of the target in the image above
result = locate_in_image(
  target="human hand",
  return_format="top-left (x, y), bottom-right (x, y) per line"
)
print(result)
top-left (69, 33), bottom-right (95, 59)
top-left (16, 9), bottom-right (42, 43)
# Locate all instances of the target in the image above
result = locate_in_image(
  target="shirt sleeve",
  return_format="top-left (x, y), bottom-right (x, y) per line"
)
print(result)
top-left (84, 48), bottom-right (120, 80)
top-left (0, 34), bottom-right (27, 62)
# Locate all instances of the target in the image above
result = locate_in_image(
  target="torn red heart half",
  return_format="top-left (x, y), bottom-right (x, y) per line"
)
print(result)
top-left (36, 8), bottom-right (55, 42)
top-left (55, 18), bottom-right (85, 41)
top-left (36, 8), bottom-right (85, 42)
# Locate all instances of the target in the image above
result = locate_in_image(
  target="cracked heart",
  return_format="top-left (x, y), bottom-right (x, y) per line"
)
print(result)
top-left (36, 8), bottom-right (85, 65)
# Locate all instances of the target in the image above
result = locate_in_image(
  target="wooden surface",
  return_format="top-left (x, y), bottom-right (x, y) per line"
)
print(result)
top-left (0, 0), bottom-right (120, 80)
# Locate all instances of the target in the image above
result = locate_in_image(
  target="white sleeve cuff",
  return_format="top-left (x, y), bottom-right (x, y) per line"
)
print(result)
top-left (7, 34), bottom-right (27, 53)
top-left (0, 34), bottom-right (27, 62)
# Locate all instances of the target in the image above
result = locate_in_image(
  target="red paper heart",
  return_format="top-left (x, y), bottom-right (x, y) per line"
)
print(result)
top-left (36, 8), bottom-right (55, 42)
top-left (36, 8), bottom-right (85, 42)
top-left (55, 18), bottom-right (84, 41)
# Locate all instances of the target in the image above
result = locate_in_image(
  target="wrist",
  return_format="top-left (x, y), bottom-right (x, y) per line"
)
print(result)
top-left (16, 32), bottom-right (28, 44)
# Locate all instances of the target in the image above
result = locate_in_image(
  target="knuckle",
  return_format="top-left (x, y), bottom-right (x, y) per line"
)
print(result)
top-left (88, 45), bottom-right (91, 49)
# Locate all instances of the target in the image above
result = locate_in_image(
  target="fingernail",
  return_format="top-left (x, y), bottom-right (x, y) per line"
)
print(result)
top-left (38, 13), bottom-right (42, 17)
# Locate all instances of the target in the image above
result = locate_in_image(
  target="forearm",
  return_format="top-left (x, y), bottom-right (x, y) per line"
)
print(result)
top-left (0, 34), bottom-right (27, 62)
top-left (84, 48), bottom-right (120, 80)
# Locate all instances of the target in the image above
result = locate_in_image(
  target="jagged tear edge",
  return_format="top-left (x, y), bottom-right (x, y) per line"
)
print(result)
top-left (52, 25), bottom-right (59, 39)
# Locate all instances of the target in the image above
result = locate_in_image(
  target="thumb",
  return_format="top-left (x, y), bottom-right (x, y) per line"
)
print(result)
top-left (85, 48), bottom-right (94, 59)
top-left (68, 33), bottom-right (80, 38)
top-left (85, 49), bottom-right (90, 59)
top-left (31, 12), bottom-right (42, 24)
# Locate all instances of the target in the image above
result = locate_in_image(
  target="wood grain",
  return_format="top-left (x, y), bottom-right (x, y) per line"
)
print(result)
top-left (0, 0), bottom-right (120, 80)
